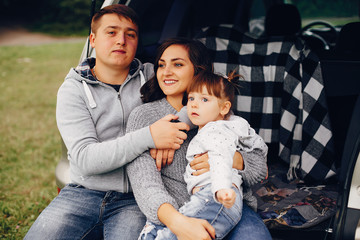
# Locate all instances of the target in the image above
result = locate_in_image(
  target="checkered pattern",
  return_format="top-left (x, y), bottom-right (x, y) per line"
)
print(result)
top-left (196, 24), bottom-right (336, 183)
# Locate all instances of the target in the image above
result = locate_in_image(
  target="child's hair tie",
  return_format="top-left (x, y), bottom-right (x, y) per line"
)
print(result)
top-left (225, 69), bottom-right (243, 95)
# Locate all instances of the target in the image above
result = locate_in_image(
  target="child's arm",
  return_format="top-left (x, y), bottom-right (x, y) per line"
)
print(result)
top-left (190, 122), bottom-right (239, 200)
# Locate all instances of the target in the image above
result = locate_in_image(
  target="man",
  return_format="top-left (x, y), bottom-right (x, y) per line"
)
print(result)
top-left (25, 4), bottom-right (188, 239)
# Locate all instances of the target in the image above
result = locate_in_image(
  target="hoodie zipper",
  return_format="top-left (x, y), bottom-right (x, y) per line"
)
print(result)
top-left (117, 90), bottom-right (126, 131)
top-left (118, 79), bottom-right (129, 193)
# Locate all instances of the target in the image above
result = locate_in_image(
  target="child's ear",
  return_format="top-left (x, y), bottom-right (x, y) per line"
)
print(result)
top-left (220, 101), bottom-right (231, 116)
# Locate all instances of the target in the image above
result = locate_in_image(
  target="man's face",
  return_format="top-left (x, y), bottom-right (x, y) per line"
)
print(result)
top-left (90, 14), bottom-right (138, 70)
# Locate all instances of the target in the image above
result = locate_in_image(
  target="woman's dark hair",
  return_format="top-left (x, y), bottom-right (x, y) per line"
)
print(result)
top-left (141, 38), bottom-right (213, 103)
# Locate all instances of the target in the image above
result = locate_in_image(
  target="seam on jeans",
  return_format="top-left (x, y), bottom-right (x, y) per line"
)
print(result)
top-left (99, 191), bottom-right (112, 223)
top-left (210, 205), bottom-right (224, 225)
top-left (80, 223), bottom-right (102, 240)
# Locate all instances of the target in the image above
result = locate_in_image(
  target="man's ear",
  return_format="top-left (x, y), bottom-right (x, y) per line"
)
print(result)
top-left (89, 32), bottom-right (96, 48)
top-left (221, 101), bottom-right (231, 116)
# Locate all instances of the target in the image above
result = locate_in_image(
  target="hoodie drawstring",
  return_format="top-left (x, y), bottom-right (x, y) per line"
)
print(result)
top-left (139, 70), bottom-right (146, 86)
top-left (82, 80), bottom-right (97, 109)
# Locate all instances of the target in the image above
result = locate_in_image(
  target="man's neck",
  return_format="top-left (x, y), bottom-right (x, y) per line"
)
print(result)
top-left (93, 64), bottom-right (130, 85)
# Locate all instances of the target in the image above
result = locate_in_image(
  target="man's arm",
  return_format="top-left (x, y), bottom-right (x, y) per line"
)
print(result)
top-left (57, 80), bottom-right (187, 176)
top-left (56, 80), bottom-right (157, 176)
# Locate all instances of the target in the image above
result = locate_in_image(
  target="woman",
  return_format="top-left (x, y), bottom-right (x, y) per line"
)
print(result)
top-left (126, 38), bottom-right (271, 240)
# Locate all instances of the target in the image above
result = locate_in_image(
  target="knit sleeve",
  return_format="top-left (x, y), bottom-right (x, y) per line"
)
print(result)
top-left (231, 116), bottom-right (268, 187)
top-left (239, 149), bottom-right (268, 187)
top-left (126, 103), bottom-right (179, 225)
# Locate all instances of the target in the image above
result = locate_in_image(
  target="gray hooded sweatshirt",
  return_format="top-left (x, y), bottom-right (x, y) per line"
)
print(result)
top-left (56, 58), bottom-right (155, 192)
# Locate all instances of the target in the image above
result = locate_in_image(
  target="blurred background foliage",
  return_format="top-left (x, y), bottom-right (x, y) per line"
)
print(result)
top-left (0, 0), bottom-right (359, 36)
top-left (0, 0), bottom-right (101, 36)
top-left (291, 0), bottom-right (359, 18)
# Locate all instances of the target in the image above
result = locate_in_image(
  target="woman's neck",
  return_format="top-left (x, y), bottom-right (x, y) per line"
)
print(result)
top-left (166, 95), bottom-right (184, 112)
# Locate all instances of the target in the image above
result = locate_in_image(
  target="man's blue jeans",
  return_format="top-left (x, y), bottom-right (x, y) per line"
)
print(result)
top-left (25, 184), bottom-right (146, 240)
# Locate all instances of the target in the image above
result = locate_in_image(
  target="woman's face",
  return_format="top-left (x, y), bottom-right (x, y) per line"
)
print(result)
top-left (156, 44), bottom-right (195, 100)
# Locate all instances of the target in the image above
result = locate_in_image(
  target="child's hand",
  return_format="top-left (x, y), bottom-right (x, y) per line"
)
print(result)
top-left (216, 189), bottom-right (236, 208)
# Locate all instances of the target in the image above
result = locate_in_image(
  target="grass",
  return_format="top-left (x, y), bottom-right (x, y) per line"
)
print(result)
top-left (0, 41), bottom-right (85, 239)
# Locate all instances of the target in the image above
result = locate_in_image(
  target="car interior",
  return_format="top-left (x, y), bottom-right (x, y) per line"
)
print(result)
top-left (62, 0), bottom-right (360, 239)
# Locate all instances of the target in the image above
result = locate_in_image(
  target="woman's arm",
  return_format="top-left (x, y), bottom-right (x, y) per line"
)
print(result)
top-left (237, 129), bottom-right (268, 186)
top-left (238, 149), bottom-right (268, 186)
top-left (126, 104), bottom-right (180, 224)
top-left (230, 116), bottom-right (268, 186)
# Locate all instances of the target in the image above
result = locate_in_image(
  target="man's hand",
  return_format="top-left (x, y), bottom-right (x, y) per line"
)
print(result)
top-left (150, 148), bottom-right (175, 170)
top-left (150, 114), bottom-right (189, 149)
top-left (216, 189), bottom-right (236, 208)
top-left (190, 153), bottom-right (210, 176)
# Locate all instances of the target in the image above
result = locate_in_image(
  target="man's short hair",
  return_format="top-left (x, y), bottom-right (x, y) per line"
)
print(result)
top-left (91, 4), bottom-right (139, 33)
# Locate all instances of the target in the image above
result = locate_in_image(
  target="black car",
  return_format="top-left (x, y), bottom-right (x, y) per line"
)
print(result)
top-left (56, 0), bottom-right (360, 239)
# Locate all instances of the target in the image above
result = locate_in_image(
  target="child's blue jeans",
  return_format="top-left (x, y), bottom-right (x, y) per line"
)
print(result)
top-left (140, 184), bottom-right (242, 240)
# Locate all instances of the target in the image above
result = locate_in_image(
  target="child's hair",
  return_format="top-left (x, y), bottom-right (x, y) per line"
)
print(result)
top-left (91, 4), bottom-right (139, 34)
top-left (186, 69), bottom-right (242, 118)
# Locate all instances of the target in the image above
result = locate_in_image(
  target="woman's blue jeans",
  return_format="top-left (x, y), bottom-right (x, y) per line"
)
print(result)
top-left (24, 184), bottom-right (146, 240)
top-left (139, 185), bottom-right (271, 240)
top-left (141, 185), bottom-right (243, 240)
top-left (140, 203), bottom-right (271, 240)
top-left (225, 203), bottom-right (272, 240)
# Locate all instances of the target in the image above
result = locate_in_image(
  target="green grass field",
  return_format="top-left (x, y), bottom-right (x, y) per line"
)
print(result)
top-left (0, 41), bottom-right (84, 239)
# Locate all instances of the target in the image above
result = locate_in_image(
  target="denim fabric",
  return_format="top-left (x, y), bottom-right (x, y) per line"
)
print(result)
top-left (25, 184), bottom-right (146, 240)
top-left (141, 185), bottom-right (242, 240)
top-left (225, 203), bottom-right (272, 240)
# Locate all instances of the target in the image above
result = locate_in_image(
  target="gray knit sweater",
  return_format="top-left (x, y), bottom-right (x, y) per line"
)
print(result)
top-left (126, 98), bottom-right (268, 224)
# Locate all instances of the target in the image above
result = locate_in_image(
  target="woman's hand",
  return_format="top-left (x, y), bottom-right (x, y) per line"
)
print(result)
top-left (232, 151), bottom-right (244, 170)
top-left (150, 148), bottom-right (175, 170)
top-left (158, 203), bottom-right (215, 240)
top-left (173, 216), bottom-right (215, 240)
top-left (190, 151), bottom-right (244, 176)
top-left (190, 153), bottom-right (210, 176)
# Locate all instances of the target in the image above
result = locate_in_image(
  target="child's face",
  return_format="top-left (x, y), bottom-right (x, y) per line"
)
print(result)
top-left (187, 86), bottom-right (230, 129)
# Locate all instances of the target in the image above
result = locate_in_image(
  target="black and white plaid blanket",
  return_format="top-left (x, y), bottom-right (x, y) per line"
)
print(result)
top-left (196, 24), bottom-right (336, 183)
